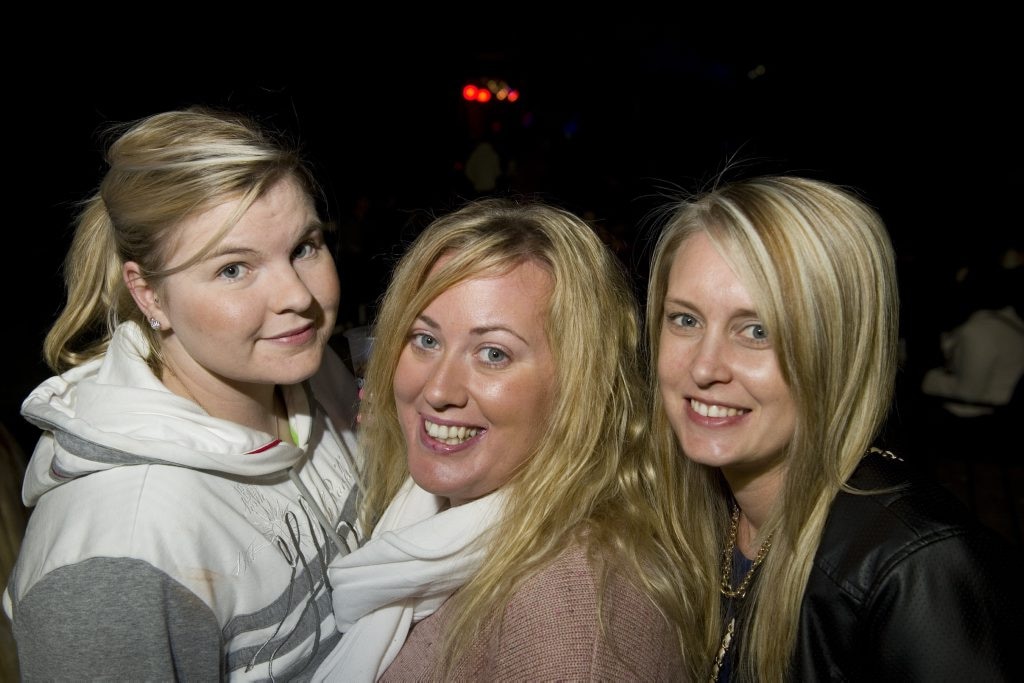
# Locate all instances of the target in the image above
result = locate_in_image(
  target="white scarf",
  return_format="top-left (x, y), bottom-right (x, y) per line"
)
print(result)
top-left (312, 477), bottom-right (505, 682)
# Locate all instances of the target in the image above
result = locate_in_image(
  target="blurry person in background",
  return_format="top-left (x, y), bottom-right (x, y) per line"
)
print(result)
top-left (921, 245), bottom-right (1024, 455)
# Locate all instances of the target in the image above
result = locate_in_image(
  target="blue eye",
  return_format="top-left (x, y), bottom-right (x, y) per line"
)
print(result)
top-left (478, 347), bottom-right (509, 365)
top-left (292, 241), bottom-right (318, 260)
top-left (741, 323), bottom-right (769, 342)
top-left (668, 312), bottom-right (698, 328)
top-left (218, 263), bottom-right (248, 280)
top-left (412, 333), bottom-right (439, 350)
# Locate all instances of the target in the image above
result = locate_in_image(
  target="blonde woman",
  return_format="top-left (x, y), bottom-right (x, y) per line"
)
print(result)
top-left (316, 197), bottom-right (687, 681)
top-left (647, 175), bottom-right (1019, 681)
top-left (3, 107), bottom-right (362, 680)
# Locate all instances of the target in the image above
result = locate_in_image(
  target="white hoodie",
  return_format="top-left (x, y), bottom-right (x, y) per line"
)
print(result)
top-left (3, 321), bottom-right (362, 681)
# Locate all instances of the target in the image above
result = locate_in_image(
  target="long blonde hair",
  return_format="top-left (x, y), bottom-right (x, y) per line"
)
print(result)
top-left (45, 106), bottom-right (319, 374)
top-left (647, 176), bottom-right (899, 681)
top-left (360, 197), bottom-right (691, 676)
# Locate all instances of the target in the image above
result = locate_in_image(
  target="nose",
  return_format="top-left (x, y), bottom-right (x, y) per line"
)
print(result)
top-left (688, 333), bottom-right (732, 388)
top-left (270, 264), bottom-right (315, 314)
top-left (423, 353), bottom-right (469, 411)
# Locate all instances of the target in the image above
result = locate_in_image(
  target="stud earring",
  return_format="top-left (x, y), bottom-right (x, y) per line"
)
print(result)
top-left (148, 317), bottom-right (162, 331)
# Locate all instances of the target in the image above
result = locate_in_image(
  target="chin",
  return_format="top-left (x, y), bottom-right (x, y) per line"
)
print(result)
top-left (680, 440), bottom-right (735, 468)
top-left (274, 356), bottom-right (325, 385)
top-left (408, 474), bottom-right (447, 500)
top-left (407, 459), bottom-right (463, 502)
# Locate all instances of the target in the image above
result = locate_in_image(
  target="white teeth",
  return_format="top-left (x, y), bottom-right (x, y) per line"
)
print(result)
top-left (690, 399), bottom-right (746, 418)
top-left (425, 419), bottom-right (480, 445)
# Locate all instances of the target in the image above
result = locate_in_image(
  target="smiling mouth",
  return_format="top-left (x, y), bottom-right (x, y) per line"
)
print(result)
top-left (425, 418), bottom-right (481, 445)
top-left (267, 324), bottom-right (315, 342)
top-left (690, 399), bottom-right (749, 418)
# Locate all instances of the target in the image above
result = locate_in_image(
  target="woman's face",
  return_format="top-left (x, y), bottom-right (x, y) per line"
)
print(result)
top-left (394, 259), bottom-right (557, 506)
top-left (657, 232), bottom-right (796, 488)
top-left (153, 176), bottom-right (340, 392)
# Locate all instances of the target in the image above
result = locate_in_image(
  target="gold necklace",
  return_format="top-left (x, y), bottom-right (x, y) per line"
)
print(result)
top-left (710, 504), bottom-right (774, 681)
top-left (709, 616), bottom-right (736, 683)
top-left (719, 503), bottom-right (773, 599)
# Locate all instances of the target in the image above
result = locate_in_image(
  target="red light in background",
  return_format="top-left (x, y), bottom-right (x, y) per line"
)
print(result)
top-left (462, 79), bottom-right (519, 104)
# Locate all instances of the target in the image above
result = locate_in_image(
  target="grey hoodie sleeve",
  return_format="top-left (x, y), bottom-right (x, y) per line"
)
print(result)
top-left (10, 557), bottom-right (222, 680)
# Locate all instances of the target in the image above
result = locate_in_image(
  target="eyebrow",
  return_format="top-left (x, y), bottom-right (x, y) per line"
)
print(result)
top-left (417, 313), bottom-right (531, 345)
top-left (202, 221), bottom-right (327, 262)
top-left (664, 296), bottom-right (760, 319)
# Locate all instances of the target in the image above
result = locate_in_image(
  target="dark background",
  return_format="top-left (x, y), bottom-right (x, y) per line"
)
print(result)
top-left (6, 19), bottom-right (1021, 462)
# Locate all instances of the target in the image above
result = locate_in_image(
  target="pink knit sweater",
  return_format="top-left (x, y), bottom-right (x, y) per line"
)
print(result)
top-left (380, 542), bottom-right (684, 681)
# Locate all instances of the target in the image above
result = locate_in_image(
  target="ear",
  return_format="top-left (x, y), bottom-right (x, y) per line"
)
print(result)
top-left (123, 261), bottom-right (169, 331)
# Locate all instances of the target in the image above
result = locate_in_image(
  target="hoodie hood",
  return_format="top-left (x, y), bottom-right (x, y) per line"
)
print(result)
top-left (21, 321), bottom-right (315, 505)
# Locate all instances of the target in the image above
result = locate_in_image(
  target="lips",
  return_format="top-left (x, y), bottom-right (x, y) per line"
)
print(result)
top-left (266, 324), bottom-right (315, 344)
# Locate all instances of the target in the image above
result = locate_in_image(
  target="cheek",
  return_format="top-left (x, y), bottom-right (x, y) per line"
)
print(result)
top-left (300, 261), bottom-right (341, 313)
top-left (742, 359), bottom-right (791, 404)
top-left (656, 352), bottom-right (673, 387)
top-left (175, 292), bottom-right (247, 334)
top-left (744, 359), bottom-right (798, 437)
top-left (657, 338), bottom-right (688, 386)
top-left (499, 373), bottom-right (556, 433)
top-left (392, 351), bottom-right (422, 407)
top-left (774, 390), bottom-right (798, 430)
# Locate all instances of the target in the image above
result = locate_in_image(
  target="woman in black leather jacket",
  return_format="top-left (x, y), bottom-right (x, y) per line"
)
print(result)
top-left (646, 175), bottom-right (1020, 681)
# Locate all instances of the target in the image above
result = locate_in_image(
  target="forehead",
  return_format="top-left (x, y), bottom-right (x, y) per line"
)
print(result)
top-left (667, 233), bottom-right (754, 306)
top-left (427, 252), bottom-right (552, 294)
top-left (162, 176), bottom-right (314, 268)
top-left (422, 259), bottom-right (553, 326)
top-left (670, 232), bottom-right (731, 282)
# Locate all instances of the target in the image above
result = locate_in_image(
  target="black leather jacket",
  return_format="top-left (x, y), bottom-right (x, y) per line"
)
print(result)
top-left (791, 451), bottom-right (1021, 681)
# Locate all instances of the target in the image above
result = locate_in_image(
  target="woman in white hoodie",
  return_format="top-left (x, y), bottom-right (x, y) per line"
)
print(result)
top-left (3, 107), bottom-right (362, 680)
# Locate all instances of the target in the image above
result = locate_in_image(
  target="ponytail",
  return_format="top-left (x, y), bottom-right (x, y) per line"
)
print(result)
top-left (43, 195), bottom-right (129, 373)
